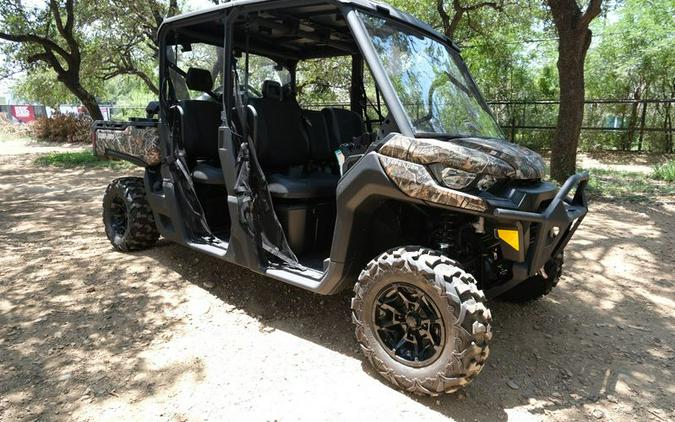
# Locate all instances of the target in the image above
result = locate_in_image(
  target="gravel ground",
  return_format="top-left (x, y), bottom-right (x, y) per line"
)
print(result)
top-left (0, 144), bottom-right (673, 421)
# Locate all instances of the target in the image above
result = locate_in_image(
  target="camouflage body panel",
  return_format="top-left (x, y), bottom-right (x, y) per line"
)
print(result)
top-left (94, 125), bottom-right (161, 166)
top-left (379, 155), bottom-right (488, 212)
top-left (379, 134), bottom-right (545, 180)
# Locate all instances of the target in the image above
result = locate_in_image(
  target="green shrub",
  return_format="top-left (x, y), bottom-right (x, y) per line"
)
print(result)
top-left (32, 113), bottom-right (92, 143)
top-left (651, 160), bottom-right (675, 182)
top-left (35, 151), bottom-right (132, 169)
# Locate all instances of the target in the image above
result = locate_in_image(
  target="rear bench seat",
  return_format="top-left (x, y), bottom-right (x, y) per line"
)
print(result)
top-left (182, 77), bottom-right (365, 199)
top-left (249, 81), bottom-right (363, 200)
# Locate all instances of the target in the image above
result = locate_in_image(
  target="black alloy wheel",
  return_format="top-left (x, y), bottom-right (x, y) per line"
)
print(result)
top-left (108, 197), bottom-right (129, 239)
top-left (372, 283), bottom-right (445, 367)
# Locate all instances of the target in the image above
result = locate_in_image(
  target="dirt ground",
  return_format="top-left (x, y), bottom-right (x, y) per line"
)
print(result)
top-left (1, 142), bottom-right (673, 422)
top-left (0, 139), bottom-right (86, 156)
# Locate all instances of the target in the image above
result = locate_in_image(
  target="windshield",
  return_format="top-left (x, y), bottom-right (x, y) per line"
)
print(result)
top-left (360, 13), bottom-right (503, 139)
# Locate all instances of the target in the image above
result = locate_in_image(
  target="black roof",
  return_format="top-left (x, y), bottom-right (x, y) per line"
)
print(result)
top-left (159, 0), bottom-right (455, 59)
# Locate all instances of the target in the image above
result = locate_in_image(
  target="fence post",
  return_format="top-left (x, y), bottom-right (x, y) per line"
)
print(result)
top-left (638, 100), bottom-right (647, 151)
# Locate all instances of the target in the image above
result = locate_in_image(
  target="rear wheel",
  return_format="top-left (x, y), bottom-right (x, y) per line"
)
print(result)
top-left (499, 254), bottom-right (564, 303)
top-left (351, 247), bottom-right (492, 396)
top-left (103, 177), bottom-right (159, 251)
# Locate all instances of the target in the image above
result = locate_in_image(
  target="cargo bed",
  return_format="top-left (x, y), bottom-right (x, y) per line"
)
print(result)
top-left (92, 119), bottom-right (160, 167)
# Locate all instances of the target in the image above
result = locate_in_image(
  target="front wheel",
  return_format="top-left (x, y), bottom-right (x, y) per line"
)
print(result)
top-left (351, 247), bottom-right (492, 396)
top-left (103, 177), bottom-right (159, 252)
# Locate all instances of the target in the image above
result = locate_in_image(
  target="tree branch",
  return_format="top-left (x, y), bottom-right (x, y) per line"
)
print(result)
top-left (465, 1), bottom-right (502, 12)
top-left (0, 31), bottom-right (70, 63)
top-left (579, 0), bottom-right (602, 29)
top-left (48, 0), bottom-right (79, 67)
top-left (437, 0), bottom-right (506, 39)
top-left (49, 0), bottom-right (65, 37)
top-left (64, 0), bottom-right (74, 34)
top-left (27, 51), bottom-right (66, 75)
top-left (436, 0), bottom-right (451, 36)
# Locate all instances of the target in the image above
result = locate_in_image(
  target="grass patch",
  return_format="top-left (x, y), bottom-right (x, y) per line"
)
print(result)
top-left (35, 151), bottom-right (134, 169)
top-left (585, 168), bottom-right (675, 201)
top-left (651, 159), bottom-right (675, 182)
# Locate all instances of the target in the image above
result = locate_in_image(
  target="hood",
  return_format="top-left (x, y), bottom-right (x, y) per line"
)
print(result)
top-left (378, 134), bottom-right (545, 180)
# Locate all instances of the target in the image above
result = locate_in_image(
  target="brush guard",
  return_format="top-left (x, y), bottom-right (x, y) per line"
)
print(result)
top-left (487, 172), bottom-right (589, 297)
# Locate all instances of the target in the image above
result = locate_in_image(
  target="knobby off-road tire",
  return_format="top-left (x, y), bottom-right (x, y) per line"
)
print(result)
top-left (499, 254), bottom-right (564, 303)
top-left (103, 177), bottom-right (159, 252)
top-left (351, 247), bottom-right (492, 396)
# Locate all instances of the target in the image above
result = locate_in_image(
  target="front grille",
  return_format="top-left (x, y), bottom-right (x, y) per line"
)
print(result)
top-left (529, 224), bottom-right (539, 245)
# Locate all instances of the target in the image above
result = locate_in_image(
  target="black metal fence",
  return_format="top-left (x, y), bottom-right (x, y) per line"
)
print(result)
top-left (31, 98), bottom-right (674, 153)
top-left (106, 106), bottom-right (146, 121)
top-left (488, 99), bottom-right (674, 153)
top-left (302, 98), bottom-right (674, 153)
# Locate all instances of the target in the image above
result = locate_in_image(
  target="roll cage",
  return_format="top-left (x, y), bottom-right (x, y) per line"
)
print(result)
top-left (155, 0), bottom-right (465, 140)
top-left (150, 0), bottom-right (462, 294)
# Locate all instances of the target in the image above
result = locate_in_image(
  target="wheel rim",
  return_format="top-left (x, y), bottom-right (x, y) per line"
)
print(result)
top-left (109, 197), bottom-right (128, 238)
top-left (372, 283), bottom-right (446, 367)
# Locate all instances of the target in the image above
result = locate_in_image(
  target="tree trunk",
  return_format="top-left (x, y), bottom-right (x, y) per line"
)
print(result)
top-left (135, 71), bottom-right (160, 96)
top-left (625, 100), bottom-right (639, 151)
top-left (637, 100), bottom-right (647, 152)
top-left (550, 29), bottom-right (590, 183)
top-left (665, 101), bottom-right (673, 153)
top-left (77, 90), bottom-right (104, 121)
top-left (0, 0), bottom-right (104, 121)
top-left (63, 77), bottom-right (103, 120)
top-left (546, 0), bottom-right (602, 183)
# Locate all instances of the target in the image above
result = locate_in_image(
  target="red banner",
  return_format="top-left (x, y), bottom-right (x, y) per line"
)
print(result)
top-left (10, 105), bottom-right (36, 123)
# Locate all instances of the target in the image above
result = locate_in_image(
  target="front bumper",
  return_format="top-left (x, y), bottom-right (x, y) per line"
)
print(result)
top-left (490, 172), bottom-right (589, 292)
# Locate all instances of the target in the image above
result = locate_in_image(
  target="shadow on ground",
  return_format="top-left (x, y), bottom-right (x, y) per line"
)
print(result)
top-left (0, 159), bottom-right (202, 420)
top-left (1, 153), bottom-right (673, 421)
top-left (141, 198), bottom-right (674, 421)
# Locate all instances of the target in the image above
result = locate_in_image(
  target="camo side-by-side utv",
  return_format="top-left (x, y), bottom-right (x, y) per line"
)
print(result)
top-left (92, 0), bottom-right (589, 395)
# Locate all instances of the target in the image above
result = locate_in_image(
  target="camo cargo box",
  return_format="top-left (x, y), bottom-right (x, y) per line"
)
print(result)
top-left (92, 120), bottom-right (160, 166)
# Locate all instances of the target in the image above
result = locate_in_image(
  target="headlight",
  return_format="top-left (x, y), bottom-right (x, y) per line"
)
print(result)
top-left (429, 164), bottom-right (499, 191)
top-left (429, 164), bottom-right (476, 190)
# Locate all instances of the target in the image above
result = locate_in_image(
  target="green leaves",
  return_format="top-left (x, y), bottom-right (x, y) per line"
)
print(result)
top-left (586, 0), bottom-right (674, 100)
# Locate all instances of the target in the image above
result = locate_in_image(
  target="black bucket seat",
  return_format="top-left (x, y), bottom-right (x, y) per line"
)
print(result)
top-left (178, 67), bottom-right (225, 185)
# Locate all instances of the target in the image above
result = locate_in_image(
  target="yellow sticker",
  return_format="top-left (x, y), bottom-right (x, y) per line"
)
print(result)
top-left (497, 229), bottom-right (520, 251)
